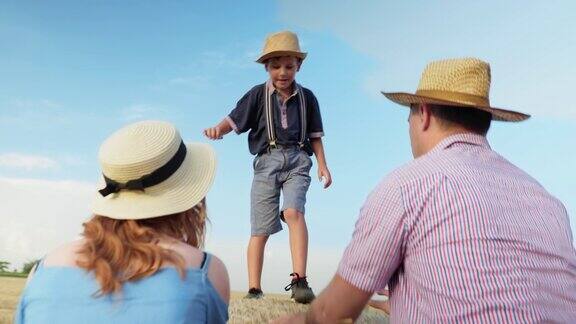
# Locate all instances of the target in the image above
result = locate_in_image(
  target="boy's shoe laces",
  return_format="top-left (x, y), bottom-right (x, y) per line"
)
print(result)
top-left (284, 272), bottom-right (309, 290)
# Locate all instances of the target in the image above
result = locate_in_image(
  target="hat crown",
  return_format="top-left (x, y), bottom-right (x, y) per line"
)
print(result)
top-left (417, 58), bottom-right (491, 99)
top-left (98, 121), bottom-right (182, 183)
top-left (262, 30), bottom-right (302, 54)
top-left (256, 30), bottom-right (307, 63)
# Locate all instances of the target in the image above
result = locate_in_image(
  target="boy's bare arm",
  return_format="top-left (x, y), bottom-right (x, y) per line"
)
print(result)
top-left (204, 118), bottom-right (233, 140)
top-left (310, 138), bottom-right (332, 188)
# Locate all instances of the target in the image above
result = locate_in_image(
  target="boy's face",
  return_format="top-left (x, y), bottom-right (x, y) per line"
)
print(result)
top-left (265, 56), bottom-right (300, 92)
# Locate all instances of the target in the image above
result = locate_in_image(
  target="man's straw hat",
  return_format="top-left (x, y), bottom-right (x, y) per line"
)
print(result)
top-left (382, 58), bottom-right (530, 122)
top-left (92, 120), bottom-right (217, 220)
top-left (256, 30), bottom-right (307, 64)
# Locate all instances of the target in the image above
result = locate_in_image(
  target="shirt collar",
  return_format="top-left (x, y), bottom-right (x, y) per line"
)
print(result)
top-left (266, 79), bottom-right (299, 98)
top-left (429, 132), bottom-right (491, 155)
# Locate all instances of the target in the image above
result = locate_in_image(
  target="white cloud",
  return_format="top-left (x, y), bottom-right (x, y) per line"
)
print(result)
top-left (169, 76), bottom-right (206, 86)
top-left (0, 177), bottom-right (94, 269)
top-left (0, 153), bottom-right (59, 170)
top-left (10, 99), bottom-right (61, 110)
top-left (59, 154), bottom-right (87, 167)
top-left (149, 43), bottom-right (261, 94)
top-left (278, 0), bottom-right (576, 120)
top-left (197, 50), bottom-right (254, 70)
top-left (149, 74), bottom-right (213, 93)
top-left (121, 104), bottom-right (168, 121)
top-left (0, 176), bottom-right (344, 292)
top-left (166, 75), bottom-right (213, 90)
top-left (0, 98), bottom-right (69, 125)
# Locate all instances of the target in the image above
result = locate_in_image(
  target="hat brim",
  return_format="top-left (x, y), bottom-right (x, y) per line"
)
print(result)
top-left (381, 91), bottom-right (530, 122)
top-left (92, 142), bottom-right (217, 220)
top-left (256, 51), bottom-right (307, 64)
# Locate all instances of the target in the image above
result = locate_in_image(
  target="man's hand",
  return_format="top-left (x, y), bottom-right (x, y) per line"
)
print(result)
top-left (203, 126), bottom-right (223, 140)
top-left (368, 289), bottom-right (390, 315)
top-left (318, 166), bottom-right (332, 189)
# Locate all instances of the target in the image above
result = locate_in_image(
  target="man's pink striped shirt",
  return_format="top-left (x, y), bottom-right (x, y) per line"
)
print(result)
top-left (338, 133), bottom-right (576, 323)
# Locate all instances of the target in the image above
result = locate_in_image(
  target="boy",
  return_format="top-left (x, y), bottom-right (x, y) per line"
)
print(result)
top-left (204, 30), bottom-right (331, 304)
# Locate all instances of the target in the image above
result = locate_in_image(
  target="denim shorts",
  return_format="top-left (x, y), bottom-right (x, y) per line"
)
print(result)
top-left (250, 146), bottom-right (313, 236)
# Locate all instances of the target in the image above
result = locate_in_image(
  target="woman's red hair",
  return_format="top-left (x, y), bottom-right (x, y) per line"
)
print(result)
top-left (77, 199), bottom-right (207, 295)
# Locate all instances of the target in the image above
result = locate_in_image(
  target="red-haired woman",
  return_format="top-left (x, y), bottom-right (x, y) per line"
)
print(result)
top-left (15, 121), bottom-right (229, 323)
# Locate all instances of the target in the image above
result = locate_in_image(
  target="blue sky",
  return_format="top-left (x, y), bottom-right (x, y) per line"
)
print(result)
top-left (1, 1), bottom-right (575, 292)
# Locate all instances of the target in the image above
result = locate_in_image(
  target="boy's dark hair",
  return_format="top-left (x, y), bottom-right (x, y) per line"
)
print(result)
top-left (422, 104), bottom-right (492, 135)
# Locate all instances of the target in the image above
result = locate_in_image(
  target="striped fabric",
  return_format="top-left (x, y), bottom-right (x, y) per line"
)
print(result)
top-left (338, 133), bottom-right (576, 323)
top-left (264, 80), bottom-right (307, 147)
top-left (268, 81), bottom-right (298, 130)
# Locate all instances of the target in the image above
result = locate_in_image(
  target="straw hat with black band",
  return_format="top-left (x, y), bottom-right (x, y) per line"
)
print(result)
top-left (92, 120), bottom-right (217, 220)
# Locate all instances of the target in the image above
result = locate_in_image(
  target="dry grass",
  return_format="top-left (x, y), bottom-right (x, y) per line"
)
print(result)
top-left (229, 292), bottom-right (388, 323)
top-left (0, 278), bottom-right (388, 323)
top-left (0, 277), bottom-right (26, 324)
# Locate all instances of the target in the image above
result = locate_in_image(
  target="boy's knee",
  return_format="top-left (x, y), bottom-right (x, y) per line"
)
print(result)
top-left (283, 208), bottom-right (303, 222)
top-left (250, 234), bottom-right (269, 242)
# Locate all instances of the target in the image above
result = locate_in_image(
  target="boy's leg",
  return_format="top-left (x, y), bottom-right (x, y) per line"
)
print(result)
top-left (247, 235), bottom-right (269, 290)
top-left (282, 209), bottom-right (308, 277)
top-left (280, 149), bottom-right (315, 303)
top-left (248, 152), bottom-right (283, 293)
top-left (281, 150), bottom-right (313, 278)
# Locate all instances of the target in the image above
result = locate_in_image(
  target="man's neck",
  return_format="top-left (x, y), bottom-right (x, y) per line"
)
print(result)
top-left (420, 128), bottom-right (479, 156)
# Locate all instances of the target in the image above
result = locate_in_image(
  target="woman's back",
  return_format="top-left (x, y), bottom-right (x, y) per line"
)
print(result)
top-left (15, 241), bottom-right (229, 324)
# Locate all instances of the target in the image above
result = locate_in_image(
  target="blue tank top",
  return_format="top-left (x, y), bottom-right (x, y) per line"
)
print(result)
top-left (14, 253), bottom-right (228, 324)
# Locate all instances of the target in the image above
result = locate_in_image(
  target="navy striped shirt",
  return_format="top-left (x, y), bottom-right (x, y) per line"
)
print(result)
top-left (226, 80), bottom-right (324, 155)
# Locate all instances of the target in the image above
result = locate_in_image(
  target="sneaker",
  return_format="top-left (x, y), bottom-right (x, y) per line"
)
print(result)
top-left (284, 273), bottom-right (315, 304)
top-left (244, 287), bottom-right (264, 299)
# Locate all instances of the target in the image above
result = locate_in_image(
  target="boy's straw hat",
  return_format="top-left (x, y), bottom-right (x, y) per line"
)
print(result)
top-left (92, 120), bottom-right (216, 220)
top-left (382, 58), bottom-right (530, 122)
top-left (256, 30), bottom-right (307, 64)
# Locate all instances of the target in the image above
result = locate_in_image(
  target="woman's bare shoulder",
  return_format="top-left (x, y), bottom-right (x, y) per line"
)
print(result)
top-left (42, 239), bottom-right (86, 267)
top-left (159, 240), bottom-right (205, 268)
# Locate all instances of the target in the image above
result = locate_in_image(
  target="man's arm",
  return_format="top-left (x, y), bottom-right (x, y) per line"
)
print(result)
top-left (307, 274), bottom-right (373, 323)
top-left (310, 137), bottom-right (332, 188)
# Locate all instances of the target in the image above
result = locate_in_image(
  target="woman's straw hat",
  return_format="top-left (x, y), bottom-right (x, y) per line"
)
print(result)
top-left (382, 58), bottom-right (530, 122)
top-left (92, 120), bottom-right (217, 220)
top-left (256, 30), bottom-right (307, 64)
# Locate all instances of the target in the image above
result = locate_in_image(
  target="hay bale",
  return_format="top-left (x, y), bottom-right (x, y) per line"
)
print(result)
top-left (228, 295), bottom-right (389, 323)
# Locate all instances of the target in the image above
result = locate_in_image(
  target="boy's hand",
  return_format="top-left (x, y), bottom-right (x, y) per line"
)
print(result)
top-left (203, 127), bottom-right (223, 140)
top-left (318, 166), bottom-right (332, 189)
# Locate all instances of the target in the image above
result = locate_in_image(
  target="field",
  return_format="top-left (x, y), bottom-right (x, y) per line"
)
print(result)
top-left (1, 277), bottom-right (388, 323)
top-left (0, 277), bottom-right (25, 324)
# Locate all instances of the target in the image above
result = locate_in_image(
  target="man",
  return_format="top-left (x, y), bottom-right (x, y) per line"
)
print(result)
top-left (275, 58), bottom-right (576, 323)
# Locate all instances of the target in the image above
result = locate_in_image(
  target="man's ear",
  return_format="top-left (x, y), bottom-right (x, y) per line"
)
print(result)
top-left (421, 103), bottom-right (432, 131)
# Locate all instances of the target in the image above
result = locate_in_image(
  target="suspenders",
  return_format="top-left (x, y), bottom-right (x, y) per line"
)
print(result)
top-left (264, 83), bottom-right (276, 148)
top-left (264, 82), bottom-right (307, 149)
top-left (297, 85), bottom-right (307, 147)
